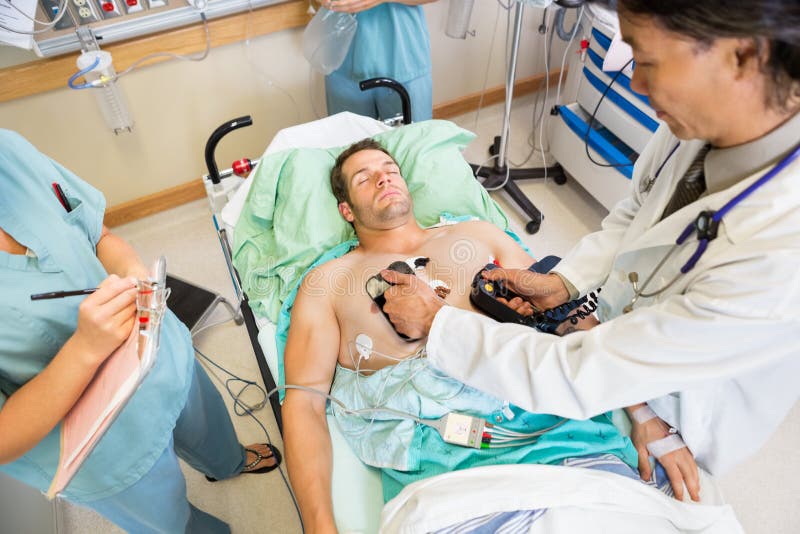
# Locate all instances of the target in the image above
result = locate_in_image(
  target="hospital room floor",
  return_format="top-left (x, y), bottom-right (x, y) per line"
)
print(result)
top-left (60, 94), bottom-right (800, 533)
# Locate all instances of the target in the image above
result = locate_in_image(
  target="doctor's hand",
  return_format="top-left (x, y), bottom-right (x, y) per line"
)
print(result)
top-left (630, 415), bottom-right (701, 502)
top-left (72, 275), bottom-right (139, 367)
top-left (381, 270), bottom-right (444, 340)
top-left (482, 268), bottom-right (570, 311)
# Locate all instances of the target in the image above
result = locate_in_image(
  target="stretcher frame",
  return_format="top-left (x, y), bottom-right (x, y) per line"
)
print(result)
top-left (200, 79), bottom-right (413, 431)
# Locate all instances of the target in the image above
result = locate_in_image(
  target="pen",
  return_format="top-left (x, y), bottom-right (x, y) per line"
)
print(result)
top-left (30, 288), bottom-right (98, 300)
top-left (52, 182), bottom-right (72, 213)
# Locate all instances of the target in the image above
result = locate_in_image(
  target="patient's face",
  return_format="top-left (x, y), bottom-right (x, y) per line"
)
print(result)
top-left (340, 149), bottom-right (412, 228)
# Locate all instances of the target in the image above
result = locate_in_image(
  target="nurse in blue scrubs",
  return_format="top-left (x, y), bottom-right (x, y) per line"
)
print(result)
top-left (323, 0), bottom-right (439, 122)
top-left (0, 130), bottom-right (281, 533)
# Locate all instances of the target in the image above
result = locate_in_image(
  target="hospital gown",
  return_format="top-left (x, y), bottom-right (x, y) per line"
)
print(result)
top-left (330, 358), bottom-right (638, 502)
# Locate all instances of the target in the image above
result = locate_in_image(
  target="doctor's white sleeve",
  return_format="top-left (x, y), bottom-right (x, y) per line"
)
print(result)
top-left (553, 193), bottom-right (641, 296)
top-left (553, 126), bottom-right (674, 295)
top-left (426, 251), bottom-right (800, 419)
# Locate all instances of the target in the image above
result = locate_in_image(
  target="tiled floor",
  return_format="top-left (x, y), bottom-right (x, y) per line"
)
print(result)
top-left (57, 94), bottom-right (799, 533)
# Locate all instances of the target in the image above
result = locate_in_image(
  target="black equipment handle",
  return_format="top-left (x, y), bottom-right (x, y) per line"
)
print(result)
top-left (359, 78), bottom-right (412, 125)
top-left (205, 116), bottom-right (253, 184)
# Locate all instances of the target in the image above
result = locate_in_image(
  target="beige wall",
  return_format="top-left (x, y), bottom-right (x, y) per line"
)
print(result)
top-left (0, 1), bottom-right (569, 206)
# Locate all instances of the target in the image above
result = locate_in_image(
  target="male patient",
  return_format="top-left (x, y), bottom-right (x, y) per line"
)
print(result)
top-left (282, 139), bottom-right (638, 532)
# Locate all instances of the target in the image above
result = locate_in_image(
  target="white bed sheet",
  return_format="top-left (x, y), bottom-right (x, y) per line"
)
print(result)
top-left (382, 464), bottom-right (742, 534)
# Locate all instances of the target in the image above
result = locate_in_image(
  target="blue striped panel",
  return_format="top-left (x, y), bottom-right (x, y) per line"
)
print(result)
top-left (558, 105), bottom-right (634, 180)
top-left (591, 27), bottom-right (612, 51)
top-left (582, 66), bottom-right (659, 132)
top-left (586, 47), bottom-right (651, 107)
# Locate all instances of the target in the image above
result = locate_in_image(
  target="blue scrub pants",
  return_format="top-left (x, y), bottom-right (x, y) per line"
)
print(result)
top-left (85, 361), bottom-right (246, 533)
top-left (325, 71), bottom-right (433, 123)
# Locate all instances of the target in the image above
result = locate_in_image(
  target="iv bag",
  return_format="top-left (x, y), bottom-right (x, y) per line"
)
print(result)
top-left (445, 0), bottom-right (474, 39)
top-left (302, 7), bottom-right (358, 75)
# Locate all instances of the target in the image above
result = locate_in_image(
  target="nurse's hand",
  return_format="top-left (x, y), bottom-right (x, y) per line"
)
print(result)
top-left (72, 275), bottom-right (139, 367)
top-left (481, 268), bottom-right (570, 310)
top-left (630, 416), bottom-right (701, 502)
top-left (381, 270), bottom-right (444, 340)
top-left (324, 0), bottom-right (384, 14)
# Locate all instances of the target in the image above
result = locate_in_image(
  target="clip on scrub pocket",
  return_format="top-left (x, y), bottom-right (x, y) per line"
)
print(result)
top-left (365, 261), bottom-right (420, 342)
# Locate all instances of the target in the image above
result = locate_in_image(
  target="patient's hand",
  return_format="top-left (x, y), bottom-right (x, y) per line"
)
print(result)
top-left (629, 412), bottom-right (700, 502)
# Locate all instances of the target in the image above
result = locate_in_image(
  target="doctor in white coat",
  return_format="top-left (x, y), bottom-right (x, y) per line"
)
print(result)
top-left (381, 0), bottom-right (800, 501)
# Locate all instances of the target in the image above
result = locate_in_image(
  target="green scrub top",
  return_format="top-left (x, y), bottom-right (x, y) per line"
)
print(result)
top-left (0, 130), bottom-right (194, 503)
top-left (338, 3), bottom-right (431, 82)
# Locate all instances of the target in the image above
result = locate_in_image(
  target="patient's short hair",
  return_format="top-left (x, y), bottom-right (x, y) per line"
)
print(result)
top-left (330, 138), bottom-right (397, 204)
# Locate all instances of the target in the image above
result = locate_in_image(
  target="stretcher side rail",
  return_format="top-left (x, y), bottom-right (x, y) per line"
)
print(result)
top-left (203, 115), bottom-right (284, 431)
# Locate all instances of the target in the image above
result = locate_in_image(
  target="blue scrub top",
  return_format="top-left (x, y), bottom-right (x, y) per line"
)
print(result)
top-left (336, 3), bottom-right (431, 82)
top-left (0, 130), bottom-right (194, 503)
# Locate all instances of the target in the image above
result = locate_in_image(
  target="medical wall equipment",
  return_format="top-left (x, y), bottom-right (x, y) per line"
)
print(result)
top-left (549, 8), bottom-right (658, 210)
top-left (63, 10), bottom-right (211, 134)
top-left (623, 141), bottom-right (800, 313)
top-left (302, 6), bottom-right (357, 75)
top-left (25, 0), bottom-right (285, 56)
top-left (0, 0), bottom-right (71, 44)
top-left (70, 29), bottom-right (133, 133)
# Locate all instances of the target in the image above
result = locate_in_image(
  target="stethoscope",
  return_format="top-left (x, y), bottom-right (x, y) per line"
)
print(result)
top-left (624, 141), bottom-right (800, 313)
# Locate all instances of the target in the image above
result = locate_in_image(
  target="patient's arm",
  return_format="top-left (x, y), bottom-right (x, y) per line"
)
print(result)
top-left (283, 271), bottom-right (341, 533)
top-left (625, 403), bottom-right (701, 502)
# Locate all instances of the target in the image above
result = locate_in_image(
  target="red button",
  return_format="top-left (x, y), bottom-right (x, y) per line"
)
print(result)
top-left (102, 2), bottom-right (114, 11)
top-left (126, 0), bottom-right (137, 5)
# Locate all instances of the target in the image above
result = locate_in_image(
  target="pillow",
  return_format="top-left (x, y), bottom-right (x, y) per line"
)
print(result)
top-left (232, 119), bottom-right (509, 323)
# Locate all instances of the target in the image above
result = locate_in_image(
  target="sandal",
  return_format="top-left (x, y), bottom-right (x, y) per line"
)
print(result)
top-left (205, 443), bottom-right (282, 482)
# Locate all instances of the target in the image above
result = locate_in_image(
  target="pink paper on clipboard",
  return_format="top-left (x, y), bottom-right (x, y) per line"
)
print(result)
top-left (47, 262), bottom-right (167, 499)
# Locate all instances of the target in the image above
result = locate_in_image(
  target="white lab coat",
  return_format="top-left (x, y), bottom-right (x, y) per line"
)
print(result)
top-left (427, 123), bottom-right (800, 475)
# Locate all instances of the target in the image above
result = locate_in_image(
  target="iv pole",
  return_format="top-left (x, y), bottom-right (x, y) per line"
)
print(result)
top-left (472, 1), bottom-right (566, 235)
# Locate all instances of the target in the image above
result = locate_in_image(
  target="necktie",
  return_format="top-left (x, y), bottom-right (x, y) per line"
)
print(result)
top-left (660, 144), bottom-right (712, 220)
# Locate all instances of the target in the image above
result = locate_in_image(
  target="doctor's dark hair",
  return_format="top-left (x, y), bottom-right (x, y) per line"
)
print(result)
top-left (330, 138), bottom-right (397, 205)
top-left (616, 0), bottom-right (800, 108)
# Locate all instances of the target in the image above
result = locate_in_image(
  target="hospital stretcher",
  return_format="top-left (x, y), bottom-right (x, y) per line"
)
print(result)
top-left (200, 112), bottom-right (742, 533)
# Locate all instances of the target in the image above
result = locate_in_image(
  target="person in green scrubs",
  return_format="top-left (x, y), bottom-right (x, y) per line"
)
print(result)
top-left (323, 1), bottom-right (438, 122)
top-left (0, 130), bottom-right (281, 533)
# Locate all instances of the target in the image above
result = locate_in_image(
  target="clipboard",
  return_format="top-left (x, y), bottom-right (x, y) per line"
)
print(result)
top-left (47, 257), bottom-right (170, 498)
